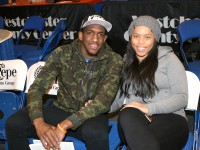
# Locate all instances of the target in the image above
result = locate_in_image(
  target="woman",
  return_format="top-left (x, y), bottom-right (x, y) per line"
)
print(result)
top-left (110, 16), bottom-right (189, 150)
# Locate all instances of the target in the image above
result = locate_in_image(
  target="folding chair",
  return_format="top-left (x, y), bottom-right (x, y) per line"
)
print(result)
top-left (0, 59), bottom-right (27, 149)
top-left (17, 19), bottom-right (67, 68)
top-left (185, 71), bottom-right (200, 150)
top-left (176, 19), bottom-right (200, 79)
top-left (15, 16), bottom-right (45, 50)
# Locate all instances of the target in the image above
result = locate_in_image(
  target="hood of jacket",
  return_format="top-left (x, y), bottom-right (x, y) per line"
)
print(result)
top-left (158, 45), bottom-right (173, 59)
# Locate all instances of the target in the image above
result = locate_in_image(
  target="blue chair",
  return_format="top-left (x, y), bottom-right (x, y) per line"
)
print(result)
top-left (15, 16), bottom-right (45, 57)
top-left (0, 91), bottom-right (26, 138)
top-left (121, 71), bottom-right (200, 150)
top-left (176, 19), bottom-right (200, 79)
top-left (16, 16), bottom-right (45, 48)
top-left (0, 16), bottom-right (5, 29)
top-left (1, 91), bottom-right (26, 150)
top-left (18, 19), bottom-right (67, 68)
top-left (0, 59), bottom-right (27, 150)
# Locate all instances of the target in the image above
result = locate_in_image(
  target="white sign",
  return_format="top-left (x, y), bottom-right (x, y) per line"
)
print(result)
top-left (0, 59), bottom-right (27, 91)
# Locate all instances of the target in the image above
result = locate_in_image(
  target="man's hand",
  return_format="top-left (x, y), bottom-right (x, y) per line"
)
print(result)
top-left (84, 100), bottom-right (93, 106)
top-left (33, 118), bottom-right (60, 150)
top-left (81, 100), bottom-right (93, 109)
top-left (53, 119), bottom-right (74, 147)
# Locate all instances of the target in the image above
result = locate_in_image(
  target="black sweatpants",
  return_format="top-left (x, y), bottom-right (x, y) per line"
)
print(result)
top-left (118, 108), bottom-right (189, 150)
top-left (5, 106), bottom-right (109, 150)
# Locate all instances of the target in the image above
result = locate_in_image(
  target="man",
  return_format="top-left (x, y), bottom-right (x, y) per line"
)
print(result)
top-left (5, 14), bottom-right (123, 150)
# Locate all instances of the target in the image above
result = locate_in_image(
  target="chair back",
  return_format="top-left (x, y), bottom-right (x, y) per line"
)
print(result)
top-left (0, 59), bottom-right (27, 91)
top-left (185, 71), bottom-right (200, 150)
top-left (25, 61), bottom-right (58, 95)
top-left (0, 59), bottom-right (27, 139)
top-left (185, 71), bottom-right (200, 111)
top-left (16, 16), bottom-right (45, 49)
top-left (176, 19), bottom-right (200, 66)
top-left (54, 19), bottom-right (67, 32)
top-left (38, 19), bottom-right (67, 61)
top-left (0, 16), bottom-right (5, 29)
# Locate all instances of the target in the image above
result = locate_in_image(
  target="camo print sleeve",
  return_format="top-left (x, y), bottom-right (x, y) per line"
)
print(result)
top-left (26, 46), bottom-right (66, 122)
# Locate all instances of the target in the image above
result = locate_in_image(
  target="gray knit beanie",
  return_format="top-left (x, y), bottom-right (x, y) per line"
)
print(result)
top-left (128, 16), bottom-right (161, 42)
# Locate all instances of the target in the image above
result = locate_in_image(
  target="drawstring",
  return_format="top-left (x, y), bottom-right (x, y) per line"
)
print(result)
top-left (86, 61), bottom-right (94, 100)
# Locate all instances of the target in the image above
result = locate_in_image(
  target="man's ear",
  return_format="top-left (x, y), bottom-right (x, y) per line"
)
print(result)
top-left (78, 31), bottom-right (83, 41)
top-left (104, 35), bottom-right (108, 42)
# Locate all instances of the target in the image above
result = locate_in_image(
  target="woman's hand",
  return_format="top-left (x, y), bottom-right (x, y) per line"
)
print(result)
top-left (122, 101), bottom-right (148, 114)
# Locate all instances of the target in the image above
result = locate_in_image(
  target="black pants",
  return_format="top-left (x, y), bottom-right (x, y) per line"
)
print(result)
top-left (118, 108), bottom-right (189, 150)
top-left (5, 106), bottom-right (109, 150)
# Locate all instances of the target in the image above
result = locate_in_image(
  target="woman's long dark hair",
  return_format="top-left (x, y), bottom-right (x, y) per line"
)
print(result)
top-left (120, 41), bottom-right (159, 99)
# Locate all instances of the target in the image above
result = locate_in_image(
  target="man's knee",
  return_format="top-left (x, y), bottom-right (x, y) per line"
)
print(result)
top-left (6, 115), bottom-right (17, 132)
top-left (5, 108), bottom-right (29, 132)
top-left (82, 122), bottom-right (108, 140)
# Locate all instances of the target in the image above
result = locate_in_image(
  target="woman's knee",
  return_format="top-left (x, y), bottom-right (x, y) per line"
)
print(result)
top-left (118, 107), bottom-right (142, 123)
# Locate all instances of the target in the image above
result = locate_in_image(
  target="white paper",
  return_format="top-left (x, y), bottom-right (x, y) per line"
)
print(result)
top-left (29, 140), bottom-right (75, 150)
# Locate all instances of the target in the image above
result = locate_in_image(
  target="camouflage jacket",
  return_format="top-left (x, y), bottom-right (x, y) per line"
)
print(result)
top-left (27, 39), bottom-right (123, 129)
